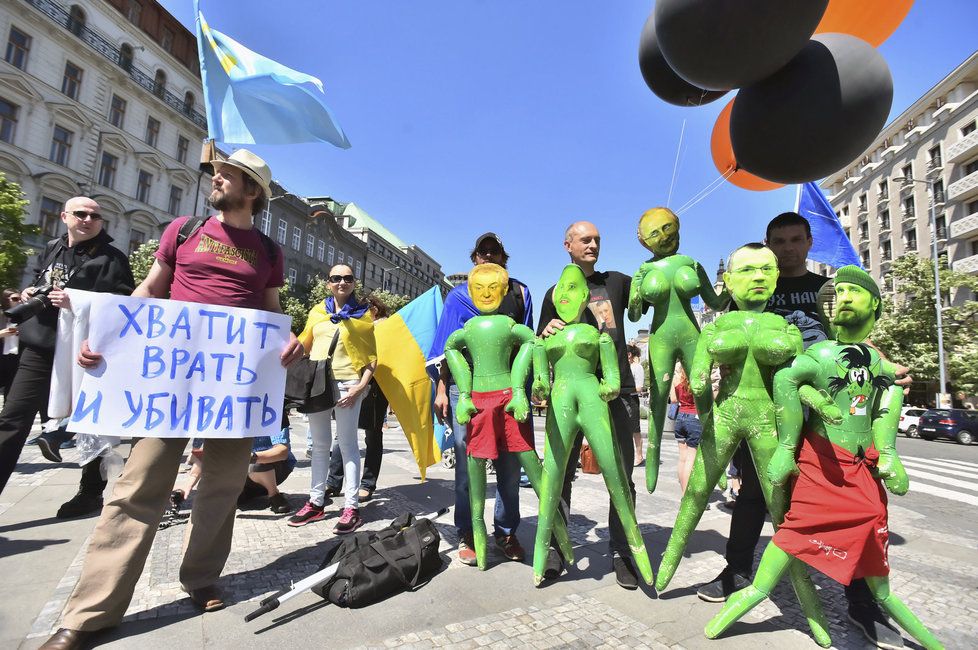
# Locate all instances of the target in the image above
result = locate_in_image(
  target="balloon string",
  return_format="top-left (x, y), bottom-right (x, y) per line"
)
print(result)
top-left (666, 119), bottom-right (686, 209)
top-left (675, 168), bottom-right (732, 214)
top-left (676, 168), bottom-right (734, 215)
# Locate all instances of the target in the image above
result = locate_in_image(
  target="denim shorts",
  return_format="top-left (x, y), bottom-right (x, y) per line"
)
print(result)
top-left (674, 411), bottom-right (702, 448)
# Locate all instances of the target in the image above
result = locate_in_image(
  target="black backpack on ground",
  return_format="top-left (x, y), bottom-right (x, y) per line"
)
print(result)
top-left (311, 513), bottom-right (443, 608)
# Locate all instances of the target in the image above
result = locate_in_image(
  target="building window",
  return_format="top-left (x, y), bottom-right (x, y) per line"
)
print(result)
top-left (928, 145), bottom-right (942, 168)
top-left (962, 121), bottom-right (977, 137)
top-left (355, 260), bottom-right (362, 279)
top-left (327, 245), bottom-right (335, 264)
top-left (145, 116), bottom-right (160, 147)
top-left (933, 180), bottom-right (945, 204)
top-left (882, 273), bottom-right (893, 293)
top-left (0, 98), bottom-right (18, 143)
top-left (317, 240), bottom-right (325, 262)
top-left (126, 0), bottom-right (142, 26)
top-left (161, 27), bottom-right (174, 53)
top-left (98, 152), bottom-right (117, 188)
top-left (49, 125), bottom-right (73, 165)
top-left (936, 214), bottom-right (947, 240)
top-left (62, 62), bottom-right (83, 100)
top-left (305, 234), bottom-right (315, 257)
top-left (153, 69), bottom-right (166, 99)
top-left (168, 185), bottom-right (183, 214)
top-left (903, 197), bottom-right (914, 217)
top-left (39, 197), bottom-right (61, 237)
top-left (288, 267), bottom-right (297, 286)
top-left (880, 239), bottom-right (892, 262)
top-left (966, 159), bottom-right (978, 176)
top-left (109, 94), bottom-right (126, 127)
top-left (905, 228), bottom-right (917, 251)
top-left (183, 91), bottom-right (194, 116)
top-left (878, 180), bottom-right (888, 200)
top-left (858, 221), bottom-right (869, 241)
top-left (337, 251), bottom-right (344, 264)
top-left (68, 5), bottom-right (86, 36)
top-left (5, 27), bottom-right (30, 70)
top-left (175, 136), bottom-right (189, 165)
top-left (858, 193), bottom-right (867, 210)
top-left (276, 219), bottom-right (287, 244)
top-left (128, 228), bottom-right (146, 254)
top-left (305, 272), bottom-right (312, 286)
top-left (860, 251), bottom-right (870, 269)
top-left (136, 170), bottom-right (152, 203)
top-left (967, 199), bottom-right (978, 216)
top-left (119, 43), bottom-right (134, 72)
top-left (259, 209), bottom-right (271, 235)
top-left (879, 209), bottom-right (889, 231)
top-left (291, 226), bottom-right (301, 251)
top-left (901, 163), bottom-right (913, 181)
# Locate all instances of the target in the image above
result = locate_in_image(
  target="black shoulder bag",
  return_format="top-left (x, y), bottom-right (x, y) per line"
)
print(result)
top-left (284, 328), bottom-right (340, 414)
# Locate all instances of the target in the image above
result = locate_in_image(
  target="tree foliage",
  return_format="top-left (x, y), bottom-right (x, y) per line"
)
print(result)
top-left (129, 240), bottom-right (160, 285)
top-left (0, 173), bottom-right (38, 290)
top-left (872, 254), bottom-right (978, 393)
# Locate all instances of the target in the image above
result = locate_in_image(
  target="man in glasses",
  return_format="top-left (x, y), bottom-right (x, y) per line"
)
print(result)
top-left (429, 232), bottom-right (534, 566)
top-left (0, 196), bottom-right (134, 504)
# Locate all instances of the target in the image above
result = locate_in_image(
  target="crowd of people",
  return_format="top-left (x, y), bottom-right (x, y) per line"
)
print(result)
top-left (0, 148), bottom-right (914, 650)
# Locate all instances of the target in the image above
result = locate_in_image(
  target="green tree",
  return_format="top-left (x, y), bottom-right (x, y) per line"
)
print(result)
top-left (279, 283), bottom-right (309, 334)
top-left (872, 253), bottom-right (978, 393)
top-left (304, 274), bottom-right (410, 315)
top-left (0, 173), bottom-right (38, 290)
top-left (129, 240), bottom-right (160, 285)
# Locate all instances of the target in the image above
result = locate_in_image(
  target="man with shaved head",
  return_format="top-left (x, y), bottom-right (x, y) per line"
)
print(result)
top-left (0, 196), bottom-right (134, 499)
top-left (537, 221), bottom-right (649, 589)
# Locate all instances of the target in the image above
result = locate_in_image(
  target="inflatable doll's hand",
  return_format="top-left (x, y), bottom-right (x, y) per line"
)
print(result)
top-left (877, 449), bottom-right (909, 496)
top-left (455, 393), bottom-right (478, 425)
top-left (767, 444), bottom-right (799, 486)
top-left (505, 391), bottom-right (530, 423)
top-left (799, 386), bottom-right (843, 425)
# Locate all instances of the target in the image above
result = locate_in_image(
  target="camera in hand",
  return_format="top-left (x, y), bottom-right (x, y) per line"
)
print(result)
top-left (3, 283), bottom-right (54, 324)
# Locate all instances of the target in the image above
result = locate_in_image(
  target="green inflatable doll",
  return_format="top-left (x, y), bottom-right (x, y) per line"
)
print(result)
top-left (444, 263), bottom-right (573, 571)
top-left (705, 266), bottom-right (943, 649)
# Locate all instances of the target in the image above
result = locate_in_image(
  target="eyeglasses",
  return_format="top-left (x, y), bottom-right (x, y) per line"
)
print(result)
top-left (328, 274), bottom-right (355, 284)
top-left (730, 265), bottom-right (777, 276)
top-left (70, 210), bottom-right (103, 222)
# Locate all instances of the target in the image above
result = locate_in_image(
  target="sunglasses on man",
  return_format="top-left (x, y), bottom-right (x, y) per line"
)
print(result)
top-left (70, 210), bottom-right (103, 221)
top-left (328, 274), bottom-right (355, 284)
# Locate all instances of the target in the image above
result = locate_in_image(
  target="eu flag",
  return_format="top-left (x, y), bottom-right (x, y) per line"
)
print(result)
top-left (796, 182), bottom-right (862, 269)
top-left (194, 2), bottom-right (350, 147)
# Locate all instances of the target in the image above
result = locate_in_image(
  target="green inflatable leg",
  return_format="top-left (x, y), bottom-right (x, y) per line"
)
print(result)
top-left (532, 410), bottom-right (574, 586)
top-left (705, 543), bottom-right (792, 639)
top-left (585, 425), bottom-right (654, 585)
top-left (517, 450), bottom-right (575, 567)
top-left (866, 577), bottom-right (944, 650)
top-left (468, 455), bottom-right (489, 571)
top-left (645, 345), bottom-right (677, 494)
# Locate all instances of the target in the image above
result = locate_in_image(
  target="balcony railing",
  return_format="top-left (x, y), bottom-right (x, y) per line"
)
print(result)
top-left (23, 0), bottom-right (207, 130)
top-left (950, 211), bottom-right (978, 239)
top-left (947, 129), bottom-right (978, 164)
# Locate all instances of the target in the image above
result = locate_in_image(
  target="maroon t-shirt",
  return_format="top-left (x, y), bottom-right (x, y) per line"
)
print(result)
top-left (156, 216), bottom-right (284, 309)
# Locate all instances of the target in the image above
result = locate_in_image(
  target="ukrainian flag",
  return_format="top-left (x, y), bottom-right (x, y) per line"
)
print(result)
top-left (194, 1), bottom-right (350, 147)
top-left (374, 287), bottom-right (444, 480)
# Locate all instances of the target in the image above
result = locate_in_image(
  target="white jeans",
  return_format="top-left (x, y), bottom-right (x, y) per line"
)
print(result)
top-left (308, 380), bottom-right (365, 509)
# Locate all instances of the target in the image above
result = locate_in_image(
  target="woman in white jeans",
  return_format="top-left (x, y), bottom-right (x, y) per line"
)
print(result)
top-left (288, 265), bottom-right (376, 533)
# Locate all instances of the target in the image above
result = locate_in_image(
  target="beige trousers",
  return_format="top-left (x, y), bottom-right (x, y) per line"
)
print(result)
top-left (63, 436), bottom-right (252, 631)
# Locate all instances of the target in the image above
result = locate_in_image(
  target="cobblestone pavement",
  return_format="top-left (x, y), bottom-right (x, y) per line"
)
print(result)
top-left (4, 415), bottom-right (976, 649)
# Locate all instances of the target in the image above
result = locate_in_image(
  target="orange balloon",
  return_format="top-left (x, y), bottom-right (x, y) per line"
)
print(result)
top-left (814, 0), bottom-right (914, 47)
top-left (710, 98), bottom-right (784, 192)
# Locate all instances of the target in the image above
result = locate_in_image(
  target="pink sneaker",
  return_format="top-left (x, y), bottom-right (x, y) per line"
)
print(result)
top-left (287, 501), bottom-right (325, 527)
top-left (333, 507), bottom-right (363, 534)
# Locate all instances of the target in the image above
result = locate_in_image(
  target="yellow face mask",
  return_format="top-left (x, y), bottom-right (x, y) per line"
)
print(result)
top-left (468, 263), bottom-right (509, 314)
top-left (637, 207), bottom-right (681, 257)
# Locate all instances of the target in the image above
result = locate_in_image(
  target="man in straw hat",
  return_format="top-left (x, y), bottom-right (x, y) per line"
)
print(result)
top-left (42, 149), bottom-right (304, 650)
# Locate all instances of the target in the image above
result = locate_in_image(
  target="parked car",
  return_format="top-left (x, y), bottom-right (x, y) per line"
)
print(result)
top-left (899, 407), bottom-right (928, 438)
top-left (917, 409), bottom-right (978, 445)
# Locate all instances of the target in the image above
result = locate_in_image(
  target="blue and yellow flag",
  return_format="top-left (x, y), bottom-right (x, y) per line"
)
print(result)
top-left (796, 182), bottom-right (862, 269)
top-left (194, 2), bottom-right (350, 147)
top-left (374, 287), bottom-right (444, 480)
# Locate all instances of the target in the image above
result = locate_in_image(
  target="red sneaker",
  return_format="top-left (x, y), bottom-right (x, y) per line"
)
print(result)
top-left (333, 507), bottom-right (363, 534)
top-left (287, 501), bottom-right (325, 527)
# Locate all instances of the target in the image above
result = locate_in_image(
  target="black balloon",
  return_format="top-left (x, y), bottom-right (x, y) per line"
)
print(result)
top-left (655, 0), bottom-right (829, 91)
top-left (730, 34), bottom-right (893, 185)
top-left (638, 13), bottom-right (726, 107)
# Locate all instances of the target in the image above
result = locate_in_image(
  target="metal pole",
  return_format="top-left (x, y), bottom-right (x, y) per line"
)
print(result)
top-left (928, 179), bottom-right (949, 403)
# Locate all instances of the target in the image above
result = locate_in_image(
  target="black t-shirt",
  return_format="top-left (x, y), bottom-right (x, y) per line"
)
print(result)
top-left (766, 271), bottom-right (830, 348)
top-left (538, 270), bottom-right (637, 391)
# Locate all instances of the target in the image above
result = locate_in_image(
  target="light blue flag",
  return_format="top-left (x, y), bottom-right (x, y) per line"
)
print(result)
top-left (194, 2), bottom-right (350, 147)
top-left (796, 182), bottom-right (862, 269)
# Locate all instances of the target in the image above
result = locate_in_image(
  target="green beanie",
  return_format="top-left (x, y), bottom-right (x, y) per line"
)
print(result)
top-left (834, 265), bottom-right (882, 318)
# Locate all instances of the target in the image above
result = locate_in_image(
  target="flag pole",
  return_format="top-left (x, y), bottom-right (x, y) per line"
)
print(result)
top-left (794, 183), bottom-right (802, 212)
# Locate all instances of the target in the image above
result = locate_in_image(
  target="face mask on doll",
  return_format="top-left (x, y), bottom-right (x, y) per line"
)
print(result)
top-left (833, 283), bottom-right (877, 328)
top-left (468, 263), bottom-right (509, 314)
top-left (723, 246), bottom-right (779, 311)
top-left (637, 207), bottom-right (681, 257)
top-left (553, 264), bottom-right (590, 323)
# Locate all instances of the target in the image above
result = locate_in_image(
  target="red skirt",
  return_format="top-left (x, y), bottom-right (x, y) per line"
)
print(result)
top-left (466, 388), bottom-right (534, 460)
top-left (773, 433), bottom-right (889, 585)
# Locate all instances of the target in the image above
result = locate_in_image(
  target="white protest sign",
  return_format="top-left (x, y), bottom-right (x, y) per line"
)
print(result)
top-left (67, 294), bottom-right (291, 438)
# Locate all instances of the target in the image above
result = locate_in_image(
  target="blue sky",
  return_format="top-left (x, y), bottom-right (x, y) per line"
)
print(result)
top-left (164, 1), bottom-right (975, 337)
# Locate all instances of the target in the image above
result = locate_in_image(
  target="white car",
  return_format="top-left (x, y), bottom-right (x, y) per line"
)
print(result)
top-left (899, 407), bottom-right (927, 438)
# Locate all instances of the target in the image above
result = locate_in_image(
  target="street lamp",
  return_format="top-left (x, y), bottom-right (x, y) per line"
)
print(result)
top-left (382, 265), bottom-right (401, 292)
top-left (894, 175), bottom-right (949, 405)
